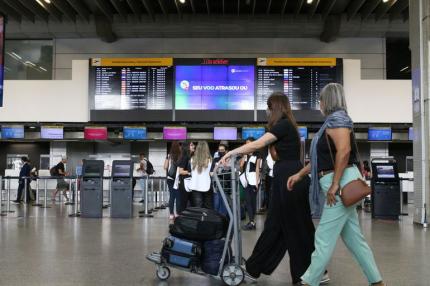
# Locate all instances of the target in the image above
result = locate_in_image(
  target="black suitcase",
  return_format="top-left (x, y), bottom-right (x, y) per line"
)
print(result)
top-left (161, 236), bottom-right (201, 269)
top-left (170, 207), bottom-right (229, 241)
top-left (201, 239), bottom-right (232, 275)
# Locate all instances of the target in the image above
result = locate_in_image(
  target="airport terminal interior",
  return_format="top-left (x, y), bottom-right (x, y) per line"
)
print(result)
top-left (0, 0), bottom-right (429, 285)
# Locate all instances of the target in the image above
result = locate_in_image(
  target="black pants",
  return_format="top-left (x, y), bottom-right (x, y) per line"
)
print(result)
top-left (16, 181), bottom-right (31, 202)
top-left (167, 179), bottom-right (180, 214)
top-left (245, 160), bottom-right (315, 284)
top-left (177, 178), bottom-right (191, 214)
top-left (264, 176), bottom-right (273, 209)
top-left (191, 189), bottom-right (214, 209)
top-left (244, 185), bottom-right (258, 222)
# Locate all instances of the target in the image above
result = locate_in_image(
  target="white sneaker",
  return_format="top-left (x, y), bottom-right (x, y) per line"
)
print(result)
top-left (320, 272), bottom-right (330, 284)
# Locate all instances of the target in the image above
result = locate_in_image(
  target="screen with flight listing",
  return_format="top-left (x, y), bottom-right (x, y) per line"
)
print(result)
top-left (89, 58), bottom-right (174, 121)
top-left (256, 58), bottom-right (342, 122)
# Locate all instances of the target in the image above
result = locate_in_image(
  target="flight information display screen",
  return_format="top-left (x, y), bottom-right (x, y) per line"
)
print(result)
top-left (256, 58), bottom-right (342, 110)
top-left (89, 58), bottom-right (173, 110)
top-left (0, 16), bottom-right (4, 107)
top-left (175, 58), bottom-right (255, 110)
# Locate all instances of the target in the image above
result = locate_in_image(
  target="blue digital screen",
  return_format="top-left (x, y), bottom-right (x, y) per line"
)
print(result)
top-left (408, 127), bottom-right (413, 141)
top-left (368, 128), bottom-right (392, 141)
top-left (1, 126), bottom-right (24, 139)
top-left (123, 127), bottom-right (147, 140)
top-left (298, 127), bottom-right (308, 139)
top-left (242, 127), bottom-right (265, 140)
top-left (175, 65), bottom-right (255, 110)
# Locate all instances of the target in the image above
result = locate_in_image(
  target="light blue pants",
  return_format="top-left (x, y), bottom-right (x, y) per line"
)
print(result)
top-left (301, 166), bottom-right (382, 286)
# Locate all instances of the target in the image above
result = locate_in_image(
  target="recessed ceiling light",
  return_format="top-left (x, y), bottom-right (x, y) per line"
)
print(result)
top-left (44, 0), bottom-right (51, 3)
top-left (307, 0), bottom-right (313, 4)
top-left (382, 0), bottom-right (389, 2)
top-left (29, 126), bottom-right (36, 129)
top-left (179, 0), bottom-right (186, 3)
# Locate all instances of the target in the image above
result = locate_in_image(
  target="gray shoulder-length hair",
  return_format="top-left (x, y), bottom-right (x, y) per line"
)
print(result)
top-left (319, 83), bottom-right (348, 115)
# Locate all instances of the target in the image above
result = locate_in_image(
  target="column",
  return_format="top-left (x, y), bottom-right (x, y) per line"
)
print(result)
top-left (410, 0), bottom-right (430, 226)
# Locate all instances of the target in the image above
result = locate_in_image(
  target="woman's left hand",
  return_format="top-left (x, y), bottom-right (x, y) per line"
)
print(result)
top-left (219, 152), bottom-right (232, 166)
top-left (326, 183), bottom-right (340, 207)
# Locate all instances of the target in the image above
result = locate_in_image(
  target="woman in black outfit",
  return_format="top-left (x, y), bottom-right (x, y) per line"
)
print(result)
top-left (220, 93), bottom-right (318, 284)
top-left (176, 141), bottom-right (196, 214)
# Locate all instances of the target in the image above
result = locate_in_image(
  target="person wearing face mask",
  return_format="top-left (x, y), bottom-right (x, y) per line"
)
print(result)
top-left (220, 92), bottom-right (325, 285)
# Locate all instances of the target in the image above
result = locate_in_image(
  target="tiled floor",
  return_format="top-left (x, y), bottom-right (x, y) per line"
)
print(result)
top-left (0, 203), bottom-right (428, 286)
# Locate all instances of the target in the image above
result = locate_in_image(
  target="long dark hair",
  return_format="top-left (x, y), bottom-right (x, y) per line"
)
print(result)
top-left (267, 92), bottom-right (297, 128)
top-left (267, 92), bottom-right (300, 141)
top-left (169, 141), bottom-right (182, 163)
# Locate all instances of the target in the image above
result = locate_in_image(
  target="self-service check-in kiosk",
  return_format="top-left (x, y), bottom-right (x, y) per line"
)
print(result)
top-left (80, 160), bottom-right (104, 218)
top-left (111, 160), bottom-right (133, 218)
top-left (371, 158), bottom-right (401, 220)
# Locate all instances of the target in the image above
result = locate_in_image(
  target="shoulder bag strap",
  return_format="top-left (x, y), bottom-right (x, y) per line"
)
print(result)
top-left (325, 129), bottom-right (363, 170)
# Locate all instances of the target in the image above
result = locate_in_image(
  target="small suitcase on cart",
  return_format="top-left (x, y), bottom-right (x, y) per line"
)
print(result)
top-left (161, 236), bottom-right (201, 270)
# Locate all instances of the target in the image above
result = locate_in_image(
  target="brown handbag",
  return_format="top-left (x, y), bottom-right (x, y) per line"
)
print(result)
top-left (325, 132), bottom-right (371, 207)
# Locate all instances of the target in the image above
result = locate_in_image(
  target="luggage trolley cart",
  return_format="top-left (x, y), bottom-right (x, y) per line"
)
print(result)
top-left (146, 156), bottom-right (245, 286)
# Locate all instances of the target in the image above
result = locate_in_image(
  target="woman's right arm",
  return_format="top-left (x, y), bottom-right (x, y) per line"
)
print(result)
top-left (178, 167), bottom-right (189, 176)
top-left (287, 163), bottom-right (311, 190)
top-left (163, 157), bottom-right (169, 171)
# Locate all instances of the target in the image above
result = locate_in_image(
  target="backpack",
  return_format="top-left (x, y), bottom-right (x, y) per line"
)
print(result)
top-left (167, 158), bottom-right (177, 178)
top-left (145, 159), bottom-right (155, 175)
top-left (50, 166), bottom-right (57, 176)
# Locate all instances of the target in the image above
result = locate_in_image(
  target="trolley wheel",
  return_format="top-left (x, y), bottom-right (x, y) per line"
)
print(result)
top-left (156, 266), bottom-right (170, 281)
top-left (221, 264), bottom-right (244, 286)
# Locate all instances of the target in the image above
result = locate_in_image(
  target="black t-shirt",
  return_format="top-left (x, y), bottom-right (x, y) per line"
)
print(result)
top-left (178, 154), bottom-right (191, 178)
top-left (55, 162), bottom-right (65, 176)
top-left (269, 118), bottom-right (301, 161)
top-left (317, 130), bottom-right (357, 172)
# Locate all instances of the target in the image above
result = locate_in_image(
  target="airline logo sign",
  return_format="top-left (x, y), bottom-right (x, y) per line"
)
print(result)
top-left (91, 58), bottom-right (173, 67)
top-left (257, 58), bottom-right (337, 66)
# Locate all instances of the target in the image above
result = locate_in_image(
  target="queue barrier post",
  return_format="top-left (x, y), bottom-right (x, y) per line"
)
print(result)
top-left (0, 176), bottom-right (6, 216)
top-left (69, 178), bottom-right (80, 217)
top-left (32, 179), bottom-right (42, 207)
top-left (24, 177), bottom-right (28, 204)
top-left (40, 178), bottom-right (51, 209)
top-left (65, 178), bottom-right (74, 205)
top-left (5, 178), bottom-right (15, 213)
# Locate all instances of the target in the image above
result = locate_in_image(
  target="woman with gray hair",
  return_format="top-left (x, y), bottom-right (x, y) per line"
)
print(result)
top-left (287, 83), bottom-right (384, 286)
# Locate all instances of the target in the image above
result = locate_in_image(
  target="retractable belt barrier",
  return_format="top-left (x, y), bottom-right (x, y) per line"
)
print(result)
top-left (0, 175), bottom-right (178, 219)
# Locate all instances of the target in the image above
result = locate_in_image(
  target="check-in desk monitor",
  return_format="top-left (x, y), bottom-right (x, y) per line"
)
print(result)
top-left (371, 160), bottom-right (400, 220)
top-left (80, 160), bottom-right (104, 218)
top-left (111, 160), bottom-right (133, 218)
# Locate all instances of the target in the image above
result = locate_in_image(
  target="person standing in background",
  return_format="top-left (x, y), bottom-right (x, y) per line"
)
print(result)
top-left (240, 137), bottom-right (262, 231)
top-left (12, 156), bottom-right (32, 204)
top-left (263, 152), bottom-right (274, 210)
top-left (52, 157), bottom-right (70, 203)
top-left (164, 142), bottom-right (182, 220)
top-left (176, 142), bottom-right (196, 214)
top-left (189, 141), bottom-right (213, 209)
